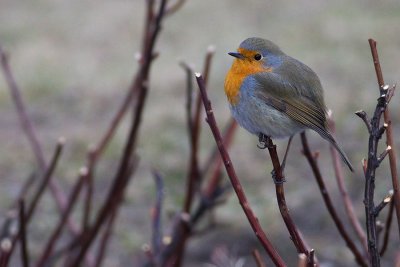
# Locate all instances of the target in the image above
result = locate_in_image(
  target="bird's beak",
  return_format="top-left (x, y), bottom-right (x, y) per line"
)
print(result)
top-left (228, 52), bottom-right (244, 59)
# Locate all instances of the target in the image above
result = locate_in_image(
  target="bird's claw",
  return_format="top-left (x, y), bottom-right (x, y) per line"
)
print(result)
top-left (257, 134), bottom-right (272, 149)
top-left (271, 169), bottom-right (286, 185)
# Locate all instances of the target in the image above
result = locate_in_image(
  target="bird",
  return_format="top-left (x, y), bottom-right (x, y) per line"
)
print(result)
top-left (224, 37), bottom-right (354, 172)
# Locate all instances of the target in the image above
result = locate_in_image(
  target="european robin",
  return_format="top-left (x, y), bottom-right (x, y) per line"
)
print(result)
top-left (224, 37), bottom-right (354, 171)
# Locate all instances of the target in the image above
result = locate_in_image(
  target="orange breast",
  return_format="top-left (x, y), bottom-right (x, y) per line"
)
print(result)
top-left (224, 50), bottom-right (271, 105)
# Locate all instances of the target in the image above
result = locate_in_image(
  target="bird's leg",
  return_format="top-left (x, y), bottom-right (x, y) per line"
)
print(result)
top-left (257, 133), bottom-right (273, 149)
top-left (280, 136), bottom-right (293, 171)
top-left (270, 136), bottom-right (293, 184)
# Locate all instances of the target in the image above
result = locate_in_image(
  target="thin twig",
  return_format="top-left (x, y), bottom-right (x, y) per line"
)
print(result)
top-left (151, 170), bottom-right (164, 259)
top-left (202, 118), bottom-right (237, 180)
top-left (183, 46), bottom-right (215, 213)
top-left (70, 1), bottom-right (169, 265)
top-left (374, 191), bottom-right (393, 217)
top-left (0, 46), bottom-right (72, 227)
top-left (204, 119), bottom-right (237, 198)
top-left (380, 198), bottom-right (394, 256)
top-left (252, 249), bottom-right (266, 267)
top-left (196, 73), bottom-right (286, 267)
top-left (34, 167), bottom-right (87, 267)
top-left (25, 138), bottom-right (65, 221)
top-left (327, 115), bottom-right (369, 256)
top-left (179, 61), bottom-right (194, 140)
top-left (94, 208), bottom-right (118, 267)
top-left (369, 38), bottom-right (400, 239)
top-left (357, 44), bottom-right (392, 265)
top-left (82, 164), bottom-right (93, 231)
top-left (165, 0), bottom-right (185, 16)
top-left (301, 132), bottom-right (368, 267)
top-left (265, 137), bottom-right (310, 256)
top-left (0, 46), bottom-right (45, 172)
top-left (18, 200), bottom-right (30, 267)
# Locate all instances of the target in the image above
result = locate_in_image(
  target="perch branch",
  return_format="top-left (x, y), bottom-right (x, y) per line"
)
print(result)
top-left (264, 137), bottom-right (310, 256)
top-left (196, 73), bottom-right (286, 267)
top-left (301, 132), bottom-right (368, 267)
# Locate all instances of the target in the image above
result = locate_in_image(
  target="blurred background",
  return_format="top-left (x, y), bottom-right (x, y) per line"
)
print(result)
top-left (0, 0), bottom-right (399, 266)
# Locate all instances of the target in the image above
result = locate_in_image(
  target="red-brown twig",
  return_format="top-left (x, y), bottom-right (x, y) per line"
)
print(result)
top-left (264, 137), bottom-right (310, 257)
top-left (180, 61), bottom-right (195, 140)
top-left (25, 138), bottom-right (64, 221)
top-left (151, 170), bottom-right (164, 259)
top-left (82, 165), bottom-right (93, 232)
top-left (196, 73), bottom-right (286, 267)
top-left (94, 208), bottom-right (118, 267)
top-left (0, 46), bottom-right (45, 173)
top-left (183, 46), bottom-right (216, 213)
top-left (368, 38), bottom-right (400, 239)
top-left (34, 167), bottom-right (87, 267)
top-left (327, 115), bottom-right (369, 256)
top-left (204, 118), bottom-right (237, 198)
top-left (168, 48), bottom-right (216, 267)
top-left (252, 249), bottom-right (267, 267)
top-left (0, 47), bottom-right (73, 226)
top-left (18, 200), bottom-right (29, 267)
top-left (380, 195), bottom-right (394, 256)
top-left (300, 132), bottom-right (368, 267)
top-left (0, 138), bottom-right (65, 267)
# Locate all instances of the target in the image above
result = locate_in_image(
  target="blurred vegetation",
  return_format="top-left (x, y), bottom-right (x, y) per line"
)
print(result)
top-left (0, 0), bottom-right (399, 266)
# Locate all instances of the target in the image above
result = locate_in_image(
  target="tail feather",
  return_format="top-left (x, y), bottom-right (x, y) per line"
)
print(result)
top-left (322, 131), bottom-right (354, 172)
top-left (330, 138), bottom-right (354, 172)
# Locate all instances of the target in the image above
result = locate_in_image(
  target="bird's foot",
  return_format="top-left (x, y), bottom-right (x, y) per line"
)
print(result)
top-left (271, 169), bottom-right (286, 185)
top-left (257, 134), bottom-right (273, 149)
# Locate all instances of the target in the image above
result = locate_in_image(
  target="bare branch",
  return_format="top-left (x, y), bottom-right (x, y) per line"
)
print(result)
top-left (34, 167), bottom-right (87, 267)
top-left (301, 132), bottom-right (368, 267)
top-left (380, 197), bottom-right (394, 256)
top-left (26, 138), bottom-right (65, 221)
top-left (252, 249), bottom-right (266, 267)
top-left (151, 170), bottom-right (164, 258)
top-left (264, 137), bottom-right (310, 256)
top-left (328, 115), bottom-right (369, 256)
top-left (195, 73), bottom-right (286, 267)
top-left (369, 38), bottom-right (400, 240)
top-left (374, 191), bottom-right (394, 217)
top-left (18, 200), bottom-right (30, 267)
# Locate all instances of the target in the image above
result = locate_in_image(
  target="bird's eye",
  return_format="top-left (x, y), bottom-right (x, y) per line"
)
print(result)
top-left (254, 54), bottom-right (262, 61)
